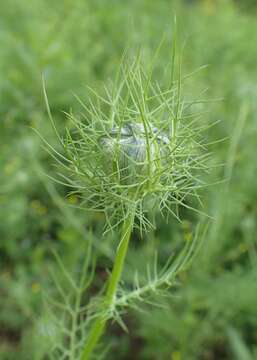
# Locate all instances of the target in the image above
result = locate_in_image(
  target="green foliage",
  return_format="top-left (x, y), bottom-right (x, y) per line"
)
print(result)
top-left (1, 0), bottom-right (257, 359)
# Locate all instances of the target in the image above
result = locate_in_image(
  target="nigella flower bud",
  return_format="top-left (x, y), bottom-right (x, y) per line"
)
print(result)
top-left (100, 123), bottom-right (169, 184)
top-left (46, 52), bottom-right (207, 234)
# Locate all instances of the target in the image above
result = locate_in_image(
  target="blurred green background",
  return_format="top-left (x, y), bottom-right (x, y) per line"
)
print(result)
top-left (1, 0), bottom-right (257, 359)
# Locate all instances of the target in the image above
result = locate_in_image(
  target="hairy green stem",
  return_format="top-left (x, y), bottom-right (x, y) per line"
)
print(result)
top-left (81, 210), bottom-right (135, 359)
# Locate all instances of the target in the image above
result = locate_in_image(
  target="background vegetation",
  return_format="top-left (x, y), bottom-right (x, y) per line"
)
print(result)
top-left (1, 0), bottom-right (257, 359)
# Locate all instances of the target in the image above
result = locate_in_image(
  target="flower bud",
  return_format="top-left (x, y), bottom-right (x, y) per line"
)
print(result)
top-left (100, 123), bottom-right (169, 184)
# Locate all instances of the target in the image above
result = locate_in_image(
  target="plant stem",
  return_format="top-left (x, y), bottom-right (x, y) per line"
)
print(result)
top-left (80, 210), bottom-right (135, 360)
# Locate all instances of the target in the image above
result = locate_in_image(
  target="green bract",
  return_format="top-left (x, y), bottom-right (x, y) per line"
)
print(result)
top-left (51, 57), bottom-right (206, 232)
